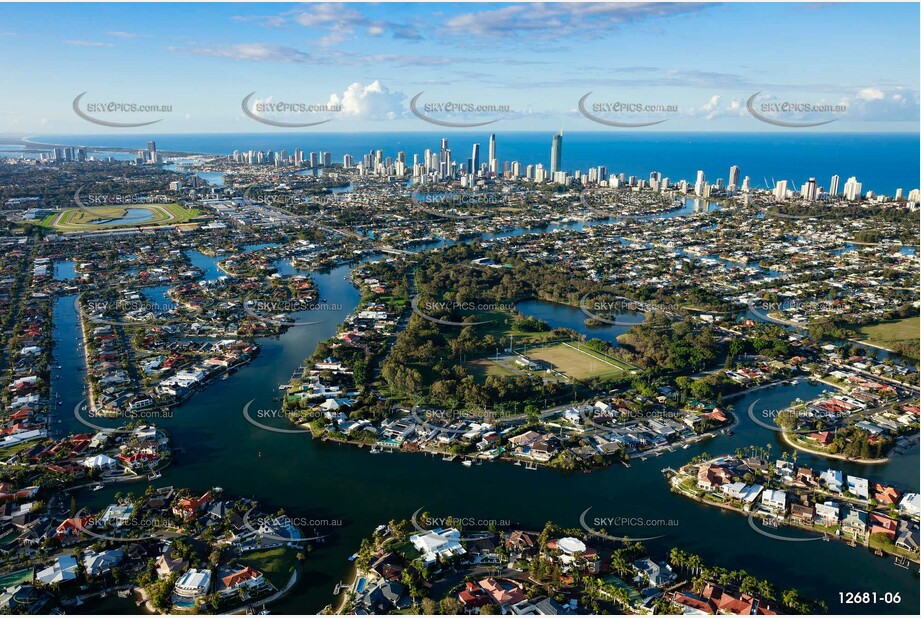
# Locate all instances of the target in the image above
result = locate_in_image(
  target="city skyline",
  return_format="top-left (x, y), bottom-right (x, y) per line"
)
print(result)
top-left (0, 2), bottom-right (918, 133)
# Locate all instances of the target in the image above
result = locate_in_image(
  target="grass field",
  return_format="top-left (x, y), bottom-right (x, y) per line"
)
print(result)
top-left (40, 202), bottom-right (197, 232)
top-left (243, 547), bottom-right (299, 589)
top-left (856, 316), bottom-right (919, 350)
top-left (526, 341), bottom-right (635, 380)
top-left (468, 357), bottom-right (515, 380)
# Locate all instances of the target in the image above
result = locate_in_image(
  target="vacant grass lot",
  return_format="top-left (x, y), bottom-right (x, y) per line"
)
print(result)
top-left (243, 547), bottom-right (299, 589)
top-left (856, 316), bottom-right (919, 351)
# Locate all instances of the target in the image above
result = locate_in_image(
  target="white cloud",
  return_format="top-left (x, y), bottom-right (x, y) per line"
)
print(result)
top-left (687, 94), bottom-right (746, 120)
top-left (327, 81), bottom-right (405, 120)
top-left (845, 86), bottom-right (919, 121)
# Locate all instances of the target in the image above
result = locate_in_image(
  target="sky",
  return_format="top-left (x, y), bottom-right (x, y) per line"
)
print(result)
top-left (0, 2), bottom-right (918, 134)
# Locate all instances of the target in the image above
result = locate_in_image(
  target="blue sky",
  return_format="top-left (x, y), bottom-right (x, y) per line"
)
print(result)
top-left (0, 2), bottom-right (918, 134)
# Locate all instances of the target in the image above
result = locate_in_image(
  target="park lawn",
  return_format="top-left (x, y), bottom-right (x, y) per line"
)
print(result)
top-left (467, 358), bottom-right (515, 381)
top-left (855, 316), bottom-right (919, 350)
top-left (526, 342), bottom-right (634, 380)
top-left (243, 547), bottom-right (299, 589)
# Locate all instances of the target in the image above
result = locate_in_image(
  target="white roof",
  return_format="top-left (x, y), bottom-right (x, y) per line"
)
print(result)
top-left (557, 536), bottom-right (587, 554)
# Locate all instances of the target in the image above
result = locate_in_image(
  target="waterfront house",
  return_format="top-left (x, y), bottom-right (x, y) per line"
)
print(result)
top-left (172, 491), bottom-right (212, 521)
top-left (760, 489), bottom-right (787, 514)
top-left (815, 502), bottom-right (840, 527)
top-left (83, 548), bottom-right (124, 577)
top-left (846, 475), bottom-right (869, 500)
top-left (791, 504), bottom-right (815, 525)
top-left (895, 524), bottom-right (919, 553)
top-left (174, 568), bottom-right (212, 602)
top-left (819, 469), bottom-right (844, 494)
top-left (841, 509), bottom-right (868, 538)
top-left (505, 530), bottom-right (537, 557)
top-left (156, 549), bottom-right (189, 579)
top-left (720, 482), bottom-right (763, 507)
top-left (99, 503), bottom-right (134, 528)
top-left (410, 527), bottom-right (465, 565)
top-left (357, 579), bottom-right (410, 613)
top-left (82, 453), bottom-right (118, 471)
top-left (868, 513), bottom-right (899, 540)
top-left (633, 557), bottom-right (677, 588)
top-left (547, 537), bottom-right (600, 574)
top-left (697, 465), bottom-right (731, 491)
top-left (217, 565), bottom-right (265, 596)
top-left (874, 484), bottom-right (902, 506)
top-left (898, 493), bottom-right (920, 518)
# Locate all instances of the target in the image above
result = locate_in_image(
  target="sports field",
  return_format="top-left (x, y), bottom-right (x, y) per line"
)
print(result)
top-left (526, 341), bottom-right (636, 380)
top-left (40, 202), bottom-right (197, 232)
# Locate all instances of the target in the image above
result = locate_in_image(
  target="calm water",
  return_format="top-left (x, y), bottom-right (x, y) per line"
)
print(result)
top-left (33, 132), bottom-right (920, 195)
top-left (51, 245), bottom-right (920, 614)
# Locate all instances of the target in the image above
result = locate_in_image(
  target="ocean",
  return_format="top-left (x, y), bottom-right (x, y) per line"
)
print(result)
top-left (25, 131), bottom-right (921, 195)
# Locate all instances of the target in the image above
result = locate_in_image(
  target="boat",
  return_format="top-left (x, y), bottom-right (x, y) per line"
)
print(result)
top-left (462, 459), bottom-right (473, 467)
top-left (369, 445), bottom-right (382, 454)
top-left (91, 483), bottom-right (104, 491)
top-left (221, 374), bottom-right (229, 380)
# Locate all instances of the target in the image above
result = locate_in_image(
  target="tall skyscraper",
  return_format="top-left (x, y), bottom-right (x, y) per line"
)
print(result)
top-left (843, 177), bottom-right (862, 201)
top-left (488, 134), bottom-right (497, 170)
top-left (550, 131), bottom-right (563, 175)
top-left (729, 165), bottom-right (740, 189)
top-left (471, 143), bottom-right (480, 174)
top-left (774, 180), bottom-right (788, 201)
top-left (694, 170), bottom-right (706, 196)
top-left (802, 178), bottom-right (817, 201)
top-left (829, 175), bottom-right (840, 197)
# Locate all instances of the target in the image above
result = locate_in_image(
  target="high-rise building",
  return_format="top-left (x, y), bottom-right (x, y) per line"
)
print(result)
top-left (774, 180), bottom-right (788, 201)
top-left (729, 165), bottom-right (740, 189)
top-left (694, 170), bottom-right (706, 196)
top-left (843, 176), bottom-right (862, 201)
top-left (895, 188), bottom-right (904, 201)
top-left (471, 143), bottom-right (480, 175)
top-left (802, 178), bottom-right (818, 201)
top-left (488, 134), bottom-right (496, 170)
top-left (550, 131), bottom-right (563, 175)
top-left (829, 175), bottom-right (840, 197)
